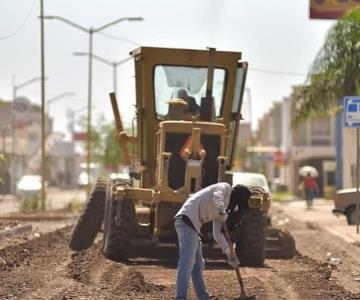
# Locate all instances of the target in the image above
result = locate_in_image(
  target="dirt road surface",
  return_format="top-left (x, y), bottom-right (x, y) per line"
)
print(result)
top-left (0, 201), bottom-right (360, 299)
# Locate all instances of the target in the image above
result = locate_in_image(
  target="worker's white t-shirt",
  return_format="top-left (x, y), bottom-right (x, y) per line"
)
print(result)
top-left (175, 182), bottom-right (232, 254)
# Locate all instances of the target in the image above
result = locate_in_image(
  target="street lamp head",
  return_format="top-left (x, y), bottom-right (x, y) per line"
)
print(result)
top-left (127, 17), bottom-right (144, 22)
top-left (42, 15), bottom-right (56, 20)
top-left (73, 52), bottom-right (88, 57)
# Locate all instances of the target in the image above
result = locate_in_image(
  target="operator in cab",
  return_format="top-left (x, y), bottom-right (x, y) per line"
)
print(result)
top-left (167, 88), bottom-right (200, 120)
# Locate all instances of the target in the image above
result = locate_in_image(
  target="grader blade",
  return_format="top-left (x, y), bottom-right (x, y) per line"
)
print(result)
top-left (265, 226), bottom-right (296, 259)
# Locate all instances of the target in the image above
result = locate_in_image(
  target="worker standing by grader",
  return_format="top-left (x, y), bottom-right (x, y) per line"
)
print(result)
top-left (69, 46), bottom-right (295, 299)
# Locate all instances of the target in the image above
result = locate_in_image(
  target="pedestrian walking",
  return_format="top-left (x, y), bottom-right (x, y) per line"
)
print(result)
top-left (303, 172), bottom-right (319, 210)
top-left (174, 182), bottom-right (251, 300)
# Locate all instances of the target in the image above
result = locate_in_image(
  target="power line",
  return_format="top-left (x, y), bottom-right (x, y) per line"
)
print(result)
top-left (0, 0), bottom-right (36, 40)
top-left (250, 67), bottom-right (306, 77)
top-left (97, 31), bottom-right (140, 46)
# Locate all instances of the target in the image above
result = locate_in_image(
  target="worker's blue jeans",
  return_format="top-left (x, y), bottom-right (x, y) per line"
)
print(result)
top-left (175, 218), bottom-right (210, 300)
top-left (305, 188), bottom-right (315, 209)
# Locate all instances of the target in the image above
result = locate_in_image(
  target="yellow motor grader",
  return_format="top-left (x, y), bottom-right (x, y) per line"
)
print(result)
top-left (69, 46), bottom-right (295, 266)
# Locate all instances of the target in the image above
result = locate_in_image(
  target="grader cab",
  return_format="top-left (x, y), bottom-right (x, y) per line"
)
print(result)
top-left (69, 46), bottom-right (295, 267)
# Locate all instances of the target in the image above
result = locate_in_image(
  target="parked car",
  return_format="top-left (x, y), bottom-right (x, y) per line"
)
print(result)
top-left (16, 175), bottom-right (42, 200)
top-left (232, 171), bottom-right (271, 192)
top-left (231, 171), bottom-right (271, 212)
top-left (333, 188), bottom-right (360, 225)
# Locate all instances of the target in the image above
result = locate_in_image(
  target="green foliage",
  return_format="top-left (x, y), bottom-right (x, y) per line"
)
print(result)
top-left (19, 196), bottom-right (40, 213)
top-left (324, 185), bottom-right (336, 200)
top-left (293, 7), bottom-right (360, 127)
top-left (76, 114), bottom-right (106, 163)
top-left (67, 199), bottom-right (84, 213)
top-left (271, 191), bottom-right (292, 202)
top-left (298, 181), bottom-right (304, 198)
top-left (0, 154), bottom-right (5, 184)
top-left (76, 114), bottom-right (134, 171)
top-left (103, 125), bottom-right (122, 170)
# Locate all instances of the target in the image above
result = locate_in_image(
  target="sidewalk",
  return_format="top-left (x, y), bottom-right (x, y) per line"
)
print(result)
top-left (274, 198), bottom-right (360, 244)
top-left (0, 188), bottom-right (86, 215)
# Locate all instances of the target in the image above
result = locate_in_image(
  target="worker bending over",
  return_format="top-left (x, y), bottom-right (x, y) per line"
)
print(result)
top-left (174, 182), bottom-right (251, 300)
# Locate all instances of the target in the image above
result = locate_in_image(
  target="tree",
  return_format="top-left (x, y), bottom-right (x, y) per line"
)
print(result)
top-left (0, 154), bottom-right (5, 185)
top-left (75, 114), bottom-right (134, 172)
top-left (293, 7), bottom-right (360, 127)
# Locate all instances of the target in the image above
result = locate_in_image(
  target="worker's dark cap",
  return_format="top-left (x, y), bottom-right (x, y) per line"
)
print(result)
top-left (228, 184), bottom-right (251, 211)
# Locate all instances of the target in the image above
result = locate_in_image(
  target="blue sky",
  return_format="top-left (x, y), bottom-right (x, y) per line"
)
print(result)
top-left (0, 0), bottom-right (334, 134)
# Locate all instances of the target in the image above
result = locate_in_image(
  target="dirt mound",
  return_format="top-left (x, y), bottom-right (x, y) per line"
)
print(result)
top-left (67, 250), bottom-right (94, 283)
top-left (67, 243), bottom-right (101, 282)
top-left (117, 269), bottom-right (166, 293)
top-left (0, 227), bottom-right (68, 271)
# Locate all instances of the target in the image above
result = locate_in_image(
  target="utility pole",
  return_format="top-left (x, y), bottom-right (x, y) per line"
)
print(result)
top-left (40, 0), bottom-right (46, 211)
top-left (245, 87), bottom-right (253, 131)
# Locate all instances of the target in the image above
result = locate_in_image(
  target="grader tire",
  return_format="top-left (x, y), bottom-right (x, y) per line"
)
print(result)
top-left (102, 179), bottom-right (134, 262)
top-left (235, 209), bottom-right (266, 267)
top-left (69, 177), bottom-right (108, 251)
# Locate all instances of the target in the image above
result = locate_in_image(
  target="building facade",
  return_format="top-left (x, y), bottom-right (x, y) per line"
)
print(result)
top-left (256, 88), bottom-right (336, 197)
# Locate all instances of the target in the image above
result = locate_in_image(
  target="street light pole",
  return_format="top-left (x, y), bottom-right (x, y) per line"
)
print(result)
top-left (87, 28), bottom-right (93, 197)
top-left (245, 87), bottom-right (253, 131)
top-left (11, 76), bottom-right (42, 194)
top-left (43, 15), bottom-right (143, 196)
top-left (47, 92), bottom-right (75, 115)
top-left (73, 52), bottom-right (131, 97)
top-left (113, 63), bottom-right (117, 97)
top-left (40, 0), bottom-right (46, 211)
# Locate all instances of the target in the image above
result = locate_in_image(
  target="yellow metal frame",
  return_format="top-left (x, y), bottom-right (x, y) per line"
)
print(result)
top-left (110, 46), bottom-right (251, 239)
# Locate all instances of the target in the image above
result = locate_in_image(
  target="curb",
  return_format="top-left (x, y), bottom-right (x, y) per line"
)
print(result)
top-left (0, 224), bottom-right (33, 240)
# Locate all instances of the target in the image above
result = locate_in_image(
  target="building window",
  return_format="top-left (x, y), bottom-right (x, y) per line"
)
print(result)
top-left (311, 118), bottom-right (330, 136)
top-left (310, 117), bottom-right (331, 146)
top-left (311, 139), bottom-right (331, 146)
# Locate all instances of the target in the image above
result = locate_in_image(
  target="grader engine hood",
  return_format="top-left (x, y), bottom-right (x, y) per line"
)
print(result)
top-left (156, 120), bottom-right (226, 195)
top-left (130, 47), bottom-right (248, 193)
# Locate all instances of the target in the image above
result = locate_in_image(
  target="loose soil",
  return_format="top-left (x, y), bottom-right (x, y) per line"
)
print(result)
top-left (273, 207), bottom-right (360, 295)
top-left (0, 220), bottom-right (21, 231)
top-left (0, 210), bottom-right (359, 299)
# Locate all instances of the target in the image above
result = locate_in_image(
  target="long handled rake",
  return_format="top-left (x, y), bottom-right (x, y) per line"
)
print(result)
top-left (223, 223), bottom-right (256, 300)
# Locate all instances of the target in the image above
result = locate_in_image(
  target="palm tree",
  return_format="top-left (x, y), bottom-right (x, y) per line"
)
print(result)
top-left (293, 7), bottom-right (360, 127)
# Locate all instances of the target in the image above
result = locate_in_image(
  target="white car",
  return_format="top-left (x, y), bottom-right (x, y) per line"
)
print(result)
top-left (16, 175), bottom-right (42, 199)
top-left (231, 172), bottom-right (270, 192)
top-left (231, 171), bottom-right (272, 213)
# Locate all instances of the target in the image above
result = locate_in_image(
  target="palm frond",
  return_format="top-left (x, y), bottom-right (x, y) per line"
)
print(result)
top-left (292, 6), bottom-right (360, 127)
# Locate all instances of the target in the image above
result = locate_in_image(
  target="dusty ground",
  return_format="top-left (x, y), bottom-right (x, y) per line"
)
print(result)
top-left (0, 206), bottom-right (360, 300)
top-left (0, 213), bottom-right (76, 250)
top-left (275, 211), bottom-right (360, 295)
